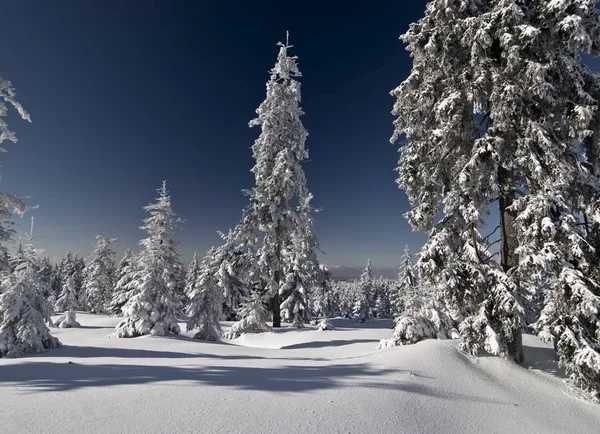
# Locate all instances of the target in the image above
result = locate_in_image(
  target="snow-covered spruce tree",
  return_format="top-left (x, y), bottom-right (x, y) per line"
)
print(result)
top-left (111, 181), bottom-right (183, 337)
top-left (0, 238), bottom-right (60, 357)
top-left (311, 264), bottom-right (334, 319)
top-left (107, 249), bottom-right (136, 316)
top-left (56, 251), bottom-right (80, 308)
top-left (247, 35), bottom-right (321, 327)
top-left (38, 257), bottom-right (54, 300)
top-left (55, 274), bottom-right (78, 313)
top-left (353, 259), bottom-right (373, 322)
top-left (374, 279), bottom-right (392, 319)
top-left (392, 246), bottom-right (417, 319)
top-left (73, 255), bottom-right (86, 307)
top-left (185, 253), bottom-right (200, 295)
top-left (392, 0), bottom-right (600, 368)
top-left (223, 291), bottom-right (272, 339)
top-left (82, 236), bottom-right (117, 313)
top-left (186, 248), bottom-right (223, 341)
top-left (54, 276), bottom-right (80, 328)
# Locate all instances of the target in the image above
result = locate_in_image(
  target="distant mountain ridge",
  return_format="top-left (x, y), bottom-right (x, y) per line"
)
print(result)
top-left (325, 265), bottom-right (398, 281)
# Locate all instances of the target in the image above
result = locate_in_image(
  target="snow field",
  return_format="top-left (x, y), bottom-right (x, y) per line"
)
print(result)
top-left (0, 314), bottom-right (598, 434)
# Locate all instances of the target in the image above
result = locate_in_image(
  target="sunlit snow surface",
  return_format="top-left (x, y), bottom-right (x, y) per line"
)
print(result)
top-left (0, 314), bottom-right (598, 434)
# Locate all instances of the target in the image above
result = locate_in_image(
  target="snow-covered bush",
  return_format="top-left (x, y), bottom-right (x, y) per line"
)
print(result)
top-left (316, 317), bottom-right (334, 331)
top-left (379, 300), bottom-right (457, 349)
top-left (223, 292), bottom-right (272, 339)
top-left (56, 310), bottom-right (80, 328)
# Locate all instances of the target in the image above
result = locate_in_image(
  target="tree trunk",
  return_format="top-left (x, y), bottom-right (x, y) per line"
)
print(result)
top-left (272, 223), bottom-right (282, 328)
top-left (498, 165), bottom-right (524, 363)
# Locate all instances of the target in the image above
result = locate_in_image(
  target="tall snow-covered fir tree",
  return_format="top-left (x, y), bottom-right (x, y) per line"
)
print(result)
top-left (0, 237), bottom-right (60, 357)
top-left (107, 249), bottom-right (136, 316)
top-left (82, 236), bottom-right (117, 313)
top-left (391, 0), bottom-right (600, 382)
top-left (245, 34), bottom-right (321, 327)
top-left (186, 248), bottom-right (223, 341)
top-left (353, 259), bottom-right (373, 322)
top-left (111, 181), bottom-right (184, 337)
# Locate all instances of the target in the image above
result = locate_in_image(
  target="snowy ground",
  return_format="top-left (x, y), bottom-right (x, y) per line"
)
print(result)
top-left (0, 314), bottom-right (598, 434)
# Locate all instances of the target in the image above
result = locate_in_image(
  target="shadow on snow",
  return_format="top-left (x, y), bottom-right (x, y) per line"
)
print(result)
top-left (0, 360), bottom-right (518, 405)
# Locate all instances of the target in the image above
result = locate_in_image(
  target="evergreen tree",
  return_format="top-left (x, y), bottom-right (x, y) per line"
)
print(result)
top-left (107, 249), bottom-right (136, 316)
top-left (311, 264), bottom-right (334, 319)
top-left (50, 262), bottom-right (62, 300)
top-left (186, 248), bottom-right (223, 341)
top-left (0, 237), bottom-right (60, 357)
top-left (55, 274), bottom-right (78, 313)
top-left (184, 253), bottom-right (200, 300)
top-left (57, 251), bottom-right (80, 308)
top-left (73, 255), bottom-right (86, 307)
top-left (391, 0), bottom-right (600, 372)
top-left (353, 259), bottom-right (373, 322)
top-left (246, 34), bottom-right (321, 327)
top-left (374, 279), bottom-right (392, 319)
top-left (54, 276), bottom-right (80, 328)
top-left (111, 182), bottom-right (183, 337)
top-left (82, 236), bottom-right (117, 313)
top-left (393, 246), bottom-right (417, 319)
top-left (38, 257), bottom-right (54, 299)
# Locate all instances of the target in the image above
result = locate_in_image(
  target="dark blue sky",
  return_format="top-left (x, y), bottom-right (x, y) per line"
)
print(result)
top-left (0, 0), bottom-right (429, 268)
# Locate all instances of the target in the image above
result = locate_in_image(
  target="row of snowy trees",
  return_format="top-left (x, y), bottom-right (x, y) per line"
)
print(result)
top-left (388, 0), bottom-right (600, 400)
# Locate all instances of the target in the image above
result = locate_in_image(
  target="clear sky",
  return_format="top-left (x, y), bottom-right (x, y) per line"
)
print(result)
top-left (0, 0), bottom-right (430, 268)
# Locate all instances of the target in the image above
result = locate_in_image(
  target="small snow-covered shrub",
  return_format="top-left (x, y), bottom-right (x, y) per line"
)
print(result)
top-left (317, 317), bottom-right (334, 331)
top-left (57, 310), bottom-right (80, 328)
top-left (378, 303), bottom-right (457, 349)
top-left (223, 292), bottom-right (271, 339)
